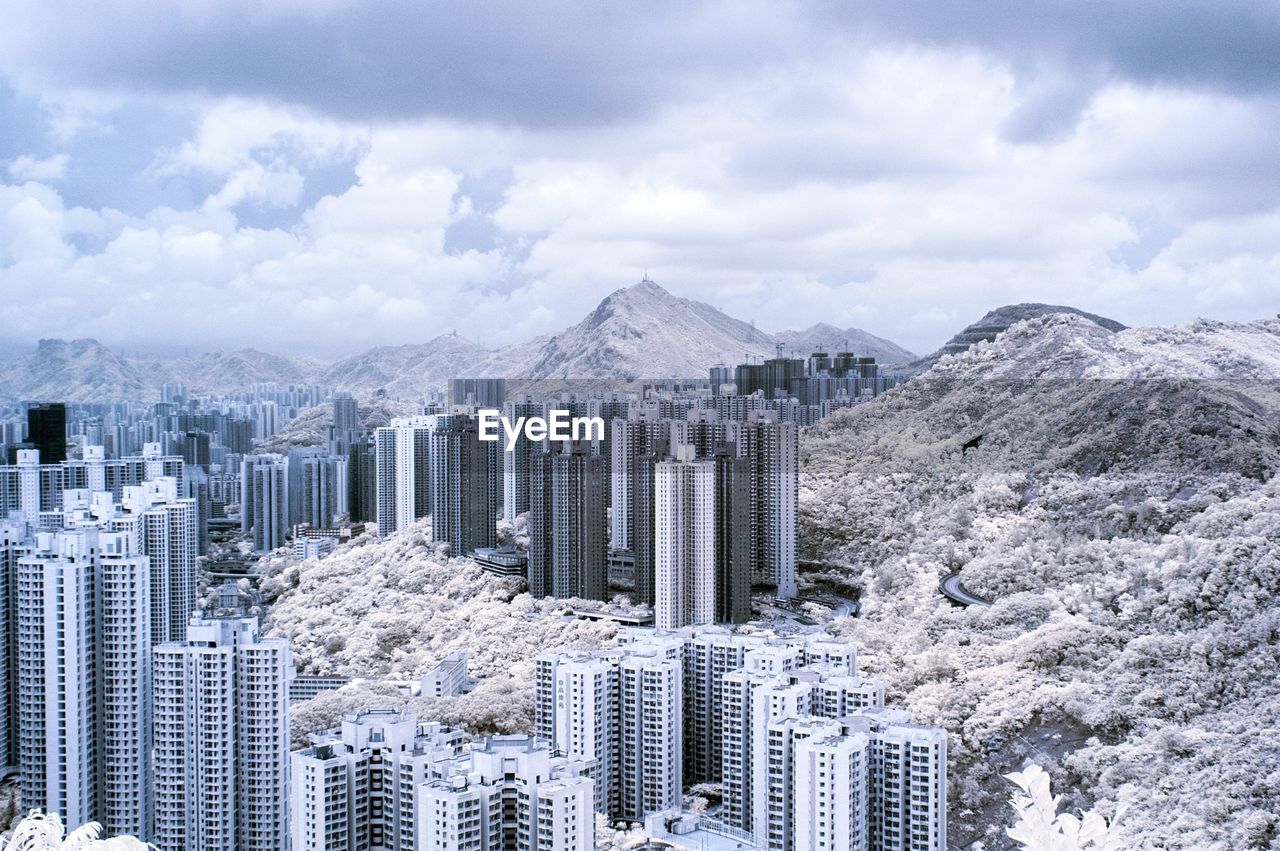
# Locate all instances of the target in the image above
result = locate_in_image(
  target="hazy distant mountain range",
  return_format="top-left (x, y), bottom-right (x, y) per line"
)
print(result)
top-left (0, 280), bottom-right (924, 402)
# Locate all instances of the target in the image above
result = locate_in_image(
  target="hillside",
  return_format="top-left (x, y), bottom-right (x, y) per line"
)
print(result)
top-left (0, 338), bottom-right (154, 402)
top-left (318, 334), bottom-right (492, 398)
top-left (800, 313), bottom-right (1280, 848)
top-left (772, 321), bottom-right (918, 369)
top-left (256, 519), bottom-right (618, 735)
top-left (908, 303), bottom-right (1128, 375)
top-left (255, 396), bottom-right (418, 453)
top-left (0, 339), bottom-right (324, 402)
top-left (180, 348), bottom-right (324, 393)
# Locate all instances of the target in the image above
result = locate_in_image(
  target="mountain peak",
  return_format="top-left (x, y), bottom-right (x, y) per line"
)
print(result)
top-left (602, 277), bottom-right (676, 307)
top-left (907, 302), bottom-right (1127, 375)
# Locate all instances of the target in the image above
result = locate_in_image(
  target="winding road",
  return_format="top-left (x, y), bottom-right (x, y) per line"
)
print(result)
top-left (939, 573), bottom-right (992, 607)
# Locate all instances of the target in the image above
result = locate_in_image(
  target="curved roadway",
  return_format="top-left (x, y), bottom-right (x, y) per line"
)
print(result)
top-left (939, 573), bottom-right (992, 607)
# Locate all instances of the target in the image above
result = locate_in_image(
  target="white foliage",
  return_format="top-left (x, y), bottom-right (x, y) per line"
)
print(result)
top-left (801, 314), bottom-right (1280, 848)
top-left (2, 812), bottom-right (151, 850)
top-left (1005, 765), bottom-right (1126, 851)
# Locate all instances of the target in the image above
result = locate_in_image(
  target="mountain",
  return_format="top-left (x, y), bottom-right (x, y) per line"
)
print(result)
top-left (907, 302), bottom-right (1127, 375)
top-left (926, 313), bottom-right (1280, 379)
top-left (772, 321), bottom-right (917, 368)
top-left (318, 334), bottom-right (492, 398)
top-left (475, 279), bottom-right (781, 379)
top-left (800, 313), bottom-right (1280, 849)
top-left (0, 338), bottom-right (155, 403)
top-left (181, 348), bottom-right (324, 393)
top-left (0, 282), bottom-right (920, 399)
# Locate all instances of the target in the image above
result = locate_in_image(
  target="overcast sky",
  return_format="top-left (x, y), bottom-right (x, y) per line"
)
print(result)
top-left (2, 0), bottom-right (1278, 358)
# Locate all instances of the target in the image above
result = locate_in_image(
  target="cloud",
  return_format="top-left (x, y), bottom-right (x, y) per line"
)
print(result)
top-left (7, 153), bottom-right (69, 181)
top-left (1, 2), bottom-right (1280, 359)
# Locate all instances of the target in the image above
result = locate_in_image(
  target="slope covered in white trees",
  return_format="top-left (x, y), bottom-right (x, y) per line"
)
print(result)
top-left (802, 313), bottom-right (1280, 849)
top-left (260, 519), bottom-right (618, 736)
top-left (255, 396), bottom-right (417, 452)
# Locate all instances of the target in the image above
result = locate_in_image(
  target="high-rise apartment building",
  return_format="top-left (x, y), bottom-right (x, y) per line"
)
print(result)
top-left (654, 445), bottom-right (715, 630)
top-left (152, 613), bottom-right (293, 851)
top-left (429, 415), bottom-right (496, 557)
top-left (501, 397), bottom-right (543, 522)
top-left (292, 712), bottom-right (594, 851)
top-left (26, 402), bottom-right (67, 465)
top-left (417, 734), bottom-right (594, 851)
top-left (856, 712), bottom-right (948, 851)
top-left (609, 415), bottom-right (670, 552)
top-left (242, 454), bottom-right (288, 552)
top-left (117, 477), bottom-right (197, 644)
top-left (291, 709), bottom-right (463, 851)
top-left (16, 528), bottom-right (152, 836)
top-left (712, 445), bottom-right (753, 624)
top-left (536, 637), bottom-right (684, 824)
top-left (527, 443), bottom-right (607, 601)
top-left (298, 454), bottom-right (345, 530)
top-left (374, 418), bottom-right (434, 536)
top-left (332, 393), bottom-right (359, 436)
top-left (743, 415), bottom-right (798, 598)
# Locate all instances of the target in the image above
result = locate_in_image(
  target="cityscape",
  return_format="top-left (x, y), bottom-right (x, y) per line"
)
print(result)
top-left (0, 323), bottom-right (950, 850)
top-left (2, 2), bottom-right (1279, 849)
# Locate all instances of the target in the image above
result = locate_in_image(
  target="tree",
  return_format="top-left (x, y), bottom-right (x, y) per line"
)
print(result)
top-left (1005, 765), bottom-right (1126, 851)
top-left (2, 811), bottom-right (152, 850)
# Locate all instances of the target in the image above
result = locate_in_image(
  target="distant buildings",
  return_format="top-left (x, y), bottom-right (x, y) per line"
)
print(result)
top-left (242, 453), bottom-right (288, 552)
top-left (26, 402), bottom-right (67, 465)
top-left (332, 392), bottom-right (359, 436)
top-left (428, 415), bottom-right (497, 557)
top-left (374, 418), bottom-right (433, 536)
top-left (420, 650), bottom-right (472, 698)
top-left (654, 445), bottom-right (715, 629)
top-left (527, 442), bottom-right (607, 600)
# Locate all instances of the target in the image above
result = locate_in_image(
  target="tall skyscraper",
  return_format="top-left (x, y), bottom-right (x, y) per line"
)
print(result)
top-left (526, 447), bottom-right (554, 599)
top-left (374, 418), bottom-right (434, 536)
top-left (609, 415), bottom-right (670, 552)
top-left (501, 397), bottom-right (543, 522)
top-left (0, 522), bottom-right (30, 775)
top-left (428, 415), bottom-right (495, 557)
top-left (298, 454), bottom-right (344, 530)
top-left (617, 648), bottom-right (684, 823)
top-left (242, 454), bottom-right (288, 552)
top-left (152, 613), bottom-right (293, 851)
top-left (654, 445), bottom-right (716, 630)
top-left (115, 477), bottom-right (197, 645)
top-left (857, 712), bottom-right (948, 851)
top-left (536, 638), bottom-right (684, 824)
top-left (26, 403), bottom-right (67, 465)
top-left (744, 415), bottom-right (798, 599)
top-left (332, 392), bottom-right (359, 436)
top-left (346, 433), bottom-right (377, 524)
top-left (16, 529), bottom-right (152, 836)
top-left (713, 444), bottom-right (753, 624)
top-left (527, 443), bottom-right (607, 601)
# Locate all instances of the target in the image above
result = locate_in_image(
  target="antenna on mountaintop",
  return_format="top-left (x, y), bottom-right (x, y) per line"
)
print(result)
top-left (641, 270), bottom-right (653, 284)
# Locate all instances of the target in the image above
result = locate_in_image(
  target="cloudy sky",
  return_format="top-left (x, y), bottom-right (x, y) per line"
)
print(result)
top-left (2, 0), bottom-right (1278, 358)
